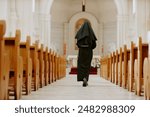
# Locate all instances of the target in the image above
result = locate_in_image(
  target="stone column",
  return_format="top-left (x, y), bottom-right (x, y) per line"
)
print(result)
top-left (9, 0), bottom-right (17, 36)
top-left (39, 14), bottom-right (51, 48)
top-left (0, 0), bottom-right (9, 36)
top-left (0, 0), bottom-right (8, 19)
top-left (117, 15), bottom-right (128, 48)
top-left (136, 0), bottom-right (146, 42)
top-left (99, 23), bottom-right (103, 56)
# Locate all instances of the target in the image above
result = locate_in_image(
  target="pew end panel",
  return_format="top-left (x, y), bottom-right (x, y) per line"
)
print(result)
top-left (30, 44), bottom-right (39, 91)
top-left (43, 47), bottom-right (49, 86)
top-left (136, 37), bottom-right (148, 96)
top-left (129, 41), bottom-right (138, 92)
top-left (143, 58), bottom-right (150, 99)
top-left (20, 36), bottom-right (32, 95)
top-left (4, 30), bottom-right (23, 100)
top-left (0, 20), bottom-right (10, 100)
top-left (38, 44), bottom-right (45, 88)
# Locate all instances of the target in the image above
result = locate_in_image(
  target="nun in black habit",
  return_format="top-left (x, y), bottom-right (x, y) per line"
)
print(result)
top-left (75, 21), bottom-right (97, 87)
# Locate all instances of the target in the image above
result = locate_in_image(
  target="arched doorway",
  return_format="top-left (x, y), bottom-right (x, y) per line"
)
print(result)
top-left (74, 18), bottom-right (91, 50)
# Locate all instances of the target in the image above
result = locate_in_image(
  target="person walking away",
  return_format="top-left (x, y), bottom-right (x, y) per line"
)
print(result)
top-left (75, 21), bottom-right (97, 87)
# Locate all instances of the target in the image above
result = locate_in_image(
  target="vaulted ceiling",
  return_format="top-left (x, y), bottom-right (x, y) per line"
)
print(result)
top-left (51, 0), bottom-right (117, 23)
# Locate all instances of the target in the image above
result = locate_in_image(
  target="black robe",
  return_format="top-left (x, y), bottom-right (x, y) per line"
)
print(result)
top-left (75, 21), bottom-right (97, 81)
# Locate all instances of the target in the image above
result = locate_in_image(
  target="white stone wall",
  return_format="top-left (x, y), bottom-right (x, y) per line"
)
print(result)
top-left (16, 0), bottom-right (34, 41)
top-left (103, 22), bottom-right (117, 55)
top-left (51, 22), bottom-right (64, 53)
top-left (127, 0), bottom-right (137, 47)
top-left (0, 0), bottom-right (9, 36)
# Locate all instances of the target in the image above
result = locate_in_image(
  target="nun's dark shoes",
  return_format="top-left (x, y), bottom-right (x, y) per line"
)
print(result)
top-left (83, 78), bottom-right (88, 87)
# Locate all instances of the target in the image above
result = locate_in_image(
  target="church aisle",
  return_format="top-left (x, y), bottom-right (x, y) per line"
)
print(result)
top-left (21, 75), bottom-right (144, 100)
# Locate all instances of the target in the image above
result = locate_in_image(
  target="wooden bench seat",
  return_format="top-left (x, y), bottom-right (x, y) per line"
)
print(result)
top-left (53, 52), bottom-right (57, 82)
top-left (100, 56), bottom-right (109, 79)
top-left (122, 45), bottom-right (130, 89)
top-left (143, 58), bottom-right (150, 99)
top-left (4, 30), bottom-right (23, 100)
top-left (51, 51), bottom-right (55, 82)
top-left (135, 38), bottom-right (148, 96)
top-left (19, 36), bottom-right (32, 95)
top-left (56, 55), bottom-right (60, 80)
top-left (112, 52), bottom-right (116, 83)
top-left (38, 44), bottom-right (45, 88)
top-left (30, 43), bottom-right (39, 91)
top-left (48, 49), bottom-right (52, 84)
top-left (0, 20), bottom-right (9, 100)
top-left (62, 56), bottom-right (66, 78)
top-left (128, 41), bottom-right (138, 92)
top-left (109, 53), bottom-right (113, 82)
top-left (118, 47), bottom-right (123, 87)
top-left (115, 50), bottom-right (119, 85)
top-left (43, 47), bottom-right (49, 86)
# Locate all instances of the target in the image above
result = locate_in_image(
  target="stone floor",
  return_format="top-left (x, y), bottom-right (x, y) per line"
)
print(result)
top-left (21, 74), bottom-right (144, 100)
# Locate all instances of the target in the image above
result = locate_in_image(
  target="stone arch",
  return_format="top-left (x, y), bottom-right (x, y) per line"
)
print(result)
top-left (49, 0), bottom-right (123, 15)
top-left (68, 12), bottom-right (100, 55)
top-left (69, 12), bottom-right (99, 40)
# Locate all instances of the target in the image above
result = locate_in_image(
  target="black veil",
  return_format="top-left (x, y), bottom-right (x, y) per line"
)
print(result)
top-left (75, 21), bottom-right (97, 49)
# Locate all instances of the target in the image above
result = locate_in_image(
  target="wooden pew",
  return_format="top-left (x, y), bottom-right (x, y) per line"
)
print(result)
top-left (62, 56), bottom-right (66, 77)
top-left (115, 50), bottom-right (119, 85)
top-left (57, 55), bottom-right (62, 80)
top-left (52, 51), bottom-right (56, 82)
top-left (112, 52), bottom-right (116, 83)
top-left (58, 55), bottom-right (66, 79)
top-left (48, 49), bottom-right (52, 84)
top-left (100, 57), bottom-right (103, 78)
top-left (54, 52), bottom-right (57, 81)
top-left (122, 45), bottom-right (127, 88)
top-left (122, 45), bottom-right (130, 89)
top-left (126, 48), bottom-right (131, 89)
top-left (0, 20), bottom-right (9, 100)
top-left (60, 56), bottom-right (66, 79)
top-left (105, 56), bottom-right (108, 79)
top-left (19, 36), bottom-right (32, 95)
top-left (107, 56), bottom-right (110, 80)
top-left (143, 36), bottom-right (150, 100)
top-left (51, 50), bottom-right (54, 82)
top-left (128, 41), bottom-right (138, 92)
top-left (121, 47), bottom-right (125, 88)
top-left (100, 58), bottom-right (103, 78)
top-left (58, 56), bottom-right (61, 79)
top-left (38, 44), bottom-right (45, 88)
top-left (134, 59), bottom-right (138, 94)
top-left (30, 43), bottom-right (39, 91)
top-left (109, 53), bottom-right (113, 82)
top-left (4, 30), bottom-right (23, 100)
top-left (43, 47), bottom-right (49, 86)
top-left (143, 58), bottom-right (150, 99)
top-left (100, 56), bottom-right (109, 79)
top-left (135, 37), bottom-right (148, 96)
top-left (118, 47), bottom-right (123, 87)
top-left (57, 55), bottom-right (60, 80)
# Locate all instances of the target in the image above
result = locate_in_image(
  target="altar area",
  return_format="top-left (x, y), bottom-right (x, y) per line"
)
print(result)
top-left (67, 55), bottom-right (100, 75)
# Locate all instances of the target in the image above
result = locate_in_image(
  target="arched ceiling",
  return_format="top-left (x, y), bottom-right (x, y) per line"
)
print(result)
top-left (50, 0), bottom-right (117, 23)
top-left (40, 0), bottom-right (128, 19)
